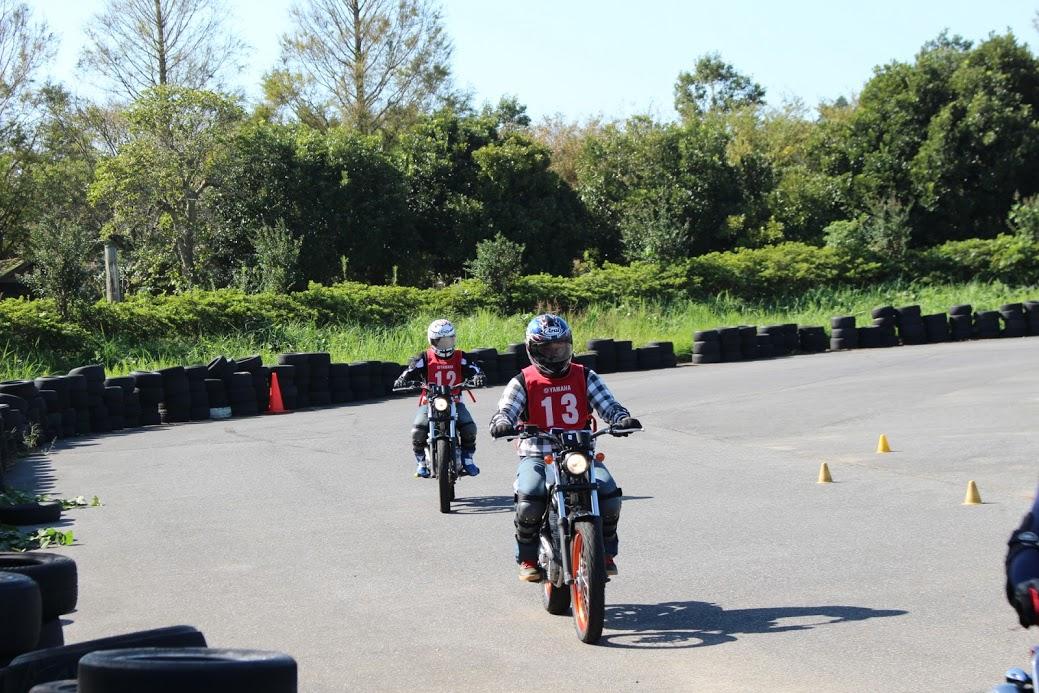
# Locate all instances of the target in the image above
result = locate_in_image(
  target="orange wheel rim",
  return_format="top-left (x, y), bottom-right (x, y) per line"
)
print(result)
top-left (571, 532), bottom-right (589, 632)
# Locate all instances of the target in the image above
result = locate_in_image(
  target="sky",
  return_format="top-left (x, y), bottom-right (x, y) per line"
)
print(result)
top-left (32, 0), bottom-right (1039, 122)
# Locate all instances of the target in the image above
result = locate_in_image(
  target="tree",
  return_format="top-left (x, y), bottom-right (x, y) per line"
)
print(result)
top-left (465, 232), bottom-right (523, 299)
top-left (280, 0), bottom-right (453, 133)
top-left (674, 53), bottom-right (765, 119)
top-left (21, 216), bottom-right (98, 317)
top-left (0, 1), bottom-right (52, 135)
top-left (0, 1), bottom-right (52, 260)
top-left (79, 0), bottom-right (247, 101)
top-left (90, 86), bottom-right (244, 289)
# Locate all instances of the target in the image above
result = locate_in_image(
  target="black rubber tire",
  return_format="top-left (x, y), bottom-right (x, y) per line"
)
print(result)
top-left (830, 316), bottom-right (855, 329)
top-left (570, 521), bottom-right (606, 644)
top-left (129, 371), bottom-right (162, 389)
top-left (0, 393), bottom-right (29, 415)
top-left (77, 647), bottom-right (296, 693)
top-left (1003, 319), bottom-right (1027, 338)
top-left (0, 500), bottom-right (62, 526)
top-left (720, 348), bottom-right (743, 362)
top-left (542, 576), bottom-right (571, 615)
top-left (830, 328), bottom-right (857, 340)
top-left (3, 626), bottom-right (207, 693)
top-left (232, 355), bottom-right (262, 373)
top-left (870, 305), bottom-right (896, 320)
top-left (27, 680), bottom-right (79, 692)
top-left (0, 553), bottom-right (77, 620)
top-left (0, 381), bottom-right (37, 403)
top-left (692, 330), bottom-right (719, 342)
top-left (435, 439), bottom-right (452, 515)
top-left (635, 345), bottom-right (662, 370)
top-left (0, 572), bottom-right (41, 657)
top-left (67, 365), bottom-right (105, 384)
top-left (692, 341), bottom-right (720, 355)
top-left (830, 338), bottom-right (854, 351)
top-left (690, 353), bottom-right (721, 365)
top-left (205, 357), bottom-right (234, 384)
top-left (37, 617), bottom-right (65, 649)
top-left (896, 305), bottom-right (922, 320)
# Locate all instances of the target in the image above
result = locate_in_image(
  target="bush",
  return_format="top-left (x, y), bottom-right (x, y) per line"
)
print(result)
top-left (918, 235), bottom-right (1039, 284)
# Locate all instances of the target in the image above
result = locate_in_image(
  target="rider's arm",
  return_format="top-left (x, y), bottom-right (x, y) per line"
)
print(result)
top-left (397, 354), bottom-right (427, 384)
top-left (1008, 499), bottom-right (1039, 597)
top-left (585, 369), bottom-right (631, 425)
top-left (489, 374), bottom-right (527, 428)
top-left (460, 353), bottom-right (483, 379)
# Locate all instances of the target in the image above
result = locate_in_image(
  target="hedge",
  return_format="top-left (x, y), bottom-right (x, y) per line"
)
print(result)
top-left (3, 236), bottom-right (1038, 364)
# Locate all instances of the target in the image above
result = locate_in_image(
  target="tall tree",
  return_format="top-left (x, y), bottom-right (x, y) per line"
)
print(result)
top-left (0, 0), bottom-right (52, 260)
top-left (674, 53), bottom-right (765, 119)
top-left (280, 0), bottom-right (453, 133)
top-left (79, 0), bottom-right (247, 101)
top-left (90, 86), bottom-right (243, 289)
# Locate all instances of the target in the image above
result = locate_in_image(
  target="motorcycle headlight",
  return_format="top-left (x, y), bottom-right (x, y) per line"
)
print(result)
top-left (433, 397), bottom-right (450, 412)
top-left (564, 452), bottom-right (590, 475)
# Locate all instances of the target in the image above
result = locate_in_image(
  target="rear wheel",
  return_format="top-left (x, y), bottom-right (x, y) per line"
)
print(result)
top-left (570, 520), bottom-right (606, 643)
top-left (435, 440), bottom-right (451, 514)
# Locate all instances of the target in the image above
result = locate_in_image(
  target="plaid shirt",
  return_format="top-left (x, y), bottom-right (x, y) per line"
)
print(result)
top-left (490, 369), bottom-right (631, 458)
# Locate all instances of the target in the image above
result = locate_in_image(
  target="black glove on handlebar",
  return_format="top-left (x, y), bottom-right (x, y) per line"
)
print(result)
top-left (1013, 579), bottom-right (1039, 627)
top-left (615, 417), bottom-right (642, 431)
top-left (470, 373), bottom-right (487, 388)
top-left (490, 421), bottom-right (516, 439)
top-left (393, 377), bottom-right (411, 390)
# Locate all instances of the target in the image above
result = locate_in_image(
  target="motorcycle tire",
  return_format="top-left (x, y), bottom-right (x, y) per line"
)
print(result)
top-left (435, 439), bottom-right (452, 514)
top-left (571, 520), bottom-right (606, 644)
top-left (542, 576), bottom-right (571, 615)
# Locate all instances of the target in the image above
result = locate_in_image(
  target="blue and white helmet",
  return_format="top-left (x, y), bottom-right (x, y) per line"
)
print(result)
top-left (427, 319), bottom-right (457, 358)
top-left (525, 314), bottom-right (573, 377)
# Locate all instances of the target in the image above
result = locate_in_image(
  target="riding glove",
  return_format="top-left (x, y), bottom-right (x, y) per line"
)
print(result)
top-left (490, 421), bottom-right (516, 439)
top-left (470, 372), bottom-right (487, 388)
top-left (616, 416), bottom-right (642, 431)
top-left (1013, 578), bottom-right (1039, 627)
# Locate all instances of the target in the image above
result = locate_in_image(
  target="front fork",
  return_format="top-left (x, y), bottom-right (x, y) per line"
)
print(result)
top-left (550, 461), bottom-right (600, 585)
top-left (426, 409), bottom-right (459, 477)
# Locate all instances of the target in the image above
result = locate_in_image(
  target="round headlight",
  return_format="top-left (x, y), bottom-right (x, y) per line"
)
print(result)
top-left (564, 453), bottom-right (590, 475)
top-left (433, 397), bottom-right (450, 412)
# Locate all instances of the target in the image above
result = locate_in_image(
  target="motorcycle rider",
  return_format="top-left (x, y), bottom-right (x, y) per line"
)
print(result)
top-left (394, 319), bottom-right (485, 479)
top-left (489, 313), bottom-right (642, 582)
top-left (1005, 494), bottom-right (1039, 626)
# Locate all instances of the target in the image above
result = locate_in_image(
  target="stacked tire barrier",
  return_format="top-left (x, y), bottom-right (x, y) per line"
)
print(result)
top-left (329, 363), bottom-right (353, 404)
top-left (895, 305), bottom-right (926, 345)
top-left (692, 330), bottom-right (721, 365)
top-left (830, 316), bottom-right (857, 351)
top-left (948, 304), bottom-right (973, 341)
top-left (1000, 303), bottom-right (1028, 338)
top-left (0, 551), bottom-right (297, 692)
top-left (1028, 301), bottom-right (1039, 335)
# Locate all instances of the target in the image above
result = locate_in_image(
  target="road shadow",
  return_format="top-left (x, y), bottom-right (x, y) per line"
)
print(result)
top-left (599, 600), bottom-right (908, 649)
top-left (451, 495), bottom-right (514, 515)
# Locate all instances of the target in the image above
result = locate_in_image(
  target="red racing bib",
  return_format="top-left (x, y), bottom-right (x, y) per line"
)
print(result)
top-left (521, 364), bottom-right (590, 430)
top-left (425, 348), bottom-right (464, 388)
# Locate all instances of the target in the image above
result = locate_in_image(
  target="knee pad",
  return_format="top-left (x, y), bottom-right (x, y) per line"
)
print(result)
top-left (514, 493), bottom-right (546, 542)
top-left (411, 426), bottom-right (428, 452)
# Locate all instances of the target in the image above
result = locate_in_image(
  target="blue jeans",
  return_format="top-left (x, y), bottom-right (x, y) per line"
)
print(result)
top-left (513, 455), bottom-right (622, 562)
top-left (411, 403), bottom-right (477, 455)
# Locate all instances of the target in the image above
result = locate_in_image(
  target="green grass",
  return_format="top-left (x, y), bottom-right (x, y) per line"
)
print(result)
top-left (2, 280), bottom-right (1035, 381)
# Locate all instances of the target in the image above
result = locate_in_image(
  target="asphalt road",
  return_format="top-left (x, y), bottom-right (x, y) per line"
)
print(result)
top-left (12, 336), bottom-right (1039, 692)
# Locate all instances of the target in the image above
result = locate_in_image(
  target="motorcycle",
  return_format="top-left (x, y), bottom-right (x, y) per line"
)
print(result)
top-left (508, 422), bottom-right (641, 644)
top-left (394, 379), bottom-right (478, 514)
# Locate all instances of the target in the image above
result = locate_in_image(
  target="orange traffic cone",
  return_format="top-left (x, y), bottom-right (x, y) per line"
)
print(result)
top-left (267, 371), bottom-right (287, 414)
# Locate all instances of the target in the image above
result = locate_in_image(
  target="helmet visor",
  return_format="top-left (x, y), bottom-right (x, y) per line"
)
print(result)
top-left (431, 335), bottom-right (456, 352)
top-left (529, 340), bottom-right (572, 364)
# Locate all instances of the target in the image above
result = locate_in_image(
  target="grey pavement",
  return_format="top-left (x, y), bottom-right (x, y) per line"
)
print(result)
top-left (9, 336), bottom-right (1039, 692)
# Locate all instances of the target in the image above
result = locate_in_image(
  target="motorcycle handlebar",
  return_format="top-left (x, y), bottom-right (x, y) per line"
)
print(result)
top-left (392, 380), bottom-right (482, 394)
top-left (500, 423), bottom-right (643, 442)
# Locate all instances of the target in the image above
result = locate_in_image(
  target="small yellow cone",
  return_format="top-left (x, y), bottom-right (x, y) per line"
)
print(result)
top-left (876, 434), bottom-right (892, 453)
top-left (963, 480), bottom-right (982, 505)
top-left (817, 462), bottom-right (833, 484)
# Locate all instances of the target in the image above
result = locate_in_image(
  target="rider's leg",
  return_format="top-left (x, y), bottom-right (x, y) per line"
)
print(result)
top-left (456, 403), bottom-right (479, 476)
top-left (514, 456), bottom-right (548, 581)
top-left (595, 462), bottom-right (623, 574)
top-left (411, 407), bottom-right (430, 478)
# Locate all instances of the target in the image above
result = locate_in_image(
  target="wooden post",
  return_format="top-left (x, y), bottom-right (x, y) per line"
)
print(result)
top-left (104, 242), bottom-right (122, 302)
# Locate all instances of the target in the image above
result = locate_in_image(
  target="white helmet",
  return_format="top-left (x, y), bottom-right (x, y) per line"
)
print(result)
top-left (427, 319), bottom-right (457, 358)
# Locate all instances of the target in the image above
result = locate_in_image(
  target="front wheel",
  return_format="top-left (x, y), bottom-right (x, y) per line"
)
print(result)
top-left (434, 439), bottom-right (452, 514)
top-left (570, 520), bottom-right (606, 643)
top-left (542, 577), bottom-right (571, 615)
